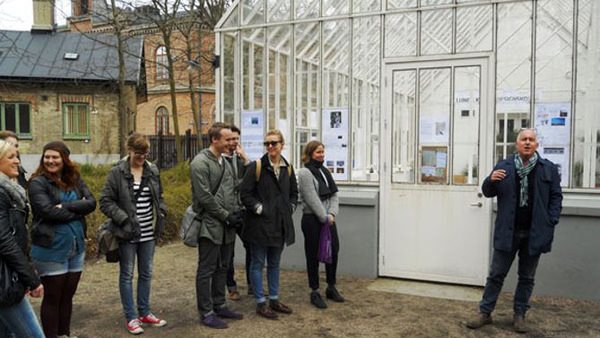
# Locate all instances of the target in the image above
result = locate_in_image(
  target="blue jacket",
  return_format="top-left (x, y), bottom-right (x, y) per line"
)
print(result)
top-left (482, 153), bottom-right (563, 256)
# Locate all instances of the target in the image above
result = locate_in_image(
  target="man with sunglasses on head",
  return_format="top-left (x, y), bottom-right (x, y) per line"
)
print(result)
top-left (190, 123), bottom-right (244, 329)
top-left (467, 128), bottom-right (562, 333)
top-left (240, 129), bottom-right (298, 320)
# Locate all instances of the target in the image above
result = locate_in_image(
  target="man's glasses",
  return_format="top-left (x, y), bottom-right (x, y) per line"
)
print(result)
top-left (134, 151), bottom-right (149, 157)
top-left (263, 141), bottom-right (281, 147)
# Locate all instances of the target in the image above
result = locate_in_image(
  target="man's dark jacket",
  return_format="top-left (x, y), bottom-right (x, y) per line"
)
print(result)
top-left (482, 153), bottom-right (563, 256)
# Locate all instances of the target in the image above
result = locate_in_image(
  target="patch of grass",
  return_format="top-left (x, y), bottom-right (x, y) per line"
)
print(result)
top-left (80, 162), bottom-right (191, 257)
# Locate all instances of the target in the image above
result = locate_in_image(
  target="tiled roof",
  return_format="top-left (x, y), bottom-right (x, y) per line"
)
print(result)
top-left (0, 30), bottom-right (143, 83)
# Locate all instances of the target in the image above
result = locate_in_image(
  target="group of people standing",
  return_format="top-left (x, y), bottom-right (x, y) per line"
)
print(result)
top-left (190, 123), bottom-right (345, 329)
top-left (0, 124), bottom-right (346, 336)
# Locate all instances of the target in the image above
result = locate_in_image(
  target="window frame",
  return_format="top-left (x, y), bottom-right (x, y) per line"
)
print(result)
top-left (62, 102), bottom-right (90, 139)
top-left (0, 102), bottom-right (32, 138)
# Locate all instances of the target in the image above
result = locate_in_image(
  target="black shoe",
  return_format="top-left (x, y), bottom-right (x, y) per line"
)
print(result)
top-left (325, 286), bottom-right (345, 302)
top-left (513, 314), bottom-right (530, 333)
top-left (310, 291), bottom-right (327, 309)
top-left (466, 313), bottom-right (492, 329)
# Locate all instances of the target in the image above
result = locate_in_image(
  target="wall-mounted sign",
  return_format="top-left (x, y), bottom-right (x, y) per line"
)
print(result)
top-left (240, 110), bottom-right (264, 161)
top-left (322, 108), bottom-right (349, 181)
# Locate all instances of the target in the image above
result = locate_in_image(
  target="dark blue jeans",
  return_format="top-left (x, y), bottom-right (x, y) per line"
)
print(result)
top-left (249, 243), bottom-right (283, 303)
top-left (480, 231), bottom-right (541, 316)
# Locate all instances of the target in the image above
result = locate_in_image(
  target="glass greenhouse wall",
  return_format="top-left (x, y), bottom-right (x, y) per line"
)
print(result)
top-left (215, 0), bottom-right (600, 189)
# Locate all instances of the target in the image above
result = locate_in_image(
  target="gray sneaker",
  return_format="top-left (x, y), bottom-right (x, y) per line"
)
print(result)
top-left (513, 314), bottom-right (530, 333)
top-left (466, 312), bottom-right (492, 329)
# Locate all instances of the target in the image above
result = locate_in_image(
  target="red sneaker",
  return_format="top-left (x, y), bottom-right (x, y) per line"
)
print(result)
top-left (126, 319), bottom-right (144, 335)
top-left (139, 313), bottom-right (167, 327)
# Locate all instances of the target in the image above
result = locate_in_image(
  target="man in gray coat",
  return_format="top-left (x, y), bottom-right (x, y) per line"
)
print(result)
top-left (191, 123), bottom-right (244, 329)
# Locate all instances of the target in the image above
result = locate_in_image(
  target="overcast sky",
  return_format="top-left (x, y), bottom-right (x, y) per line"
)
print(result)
top-left (0, 0), bottom-right (71, 31)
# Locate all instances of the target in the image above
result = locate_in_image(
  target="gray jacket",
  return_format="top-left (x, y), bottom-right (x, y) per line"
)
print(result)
top-left (297, 168), bottom-right (339, 223)
top-left (190, 148), bottom-right (237, 245)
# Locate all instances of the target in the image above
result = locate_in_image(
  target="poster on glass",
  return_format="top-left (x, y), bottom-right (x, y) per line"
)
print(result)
top-left (322, 108), bottom-right (349, 181)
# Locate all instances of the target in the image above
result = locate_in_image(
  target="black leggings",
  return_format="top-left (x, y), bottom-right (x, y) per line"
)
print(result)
top-left (301, 214), bottom-right (340, 291)
top-left (40, 272), bottom-right (81, 338)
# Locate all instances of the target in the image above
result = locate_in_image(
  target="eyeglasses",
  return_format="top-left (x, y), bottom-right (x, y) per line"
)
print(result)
top-left (263, 141), bottom-right (281, 147)
top-left (133, 151), bottom-right (149, 157)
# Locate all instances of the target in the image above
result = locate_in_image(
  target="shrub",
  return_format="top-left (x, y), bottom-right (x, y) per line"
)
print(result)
top-left (81, 162), bottom-right (191, 258)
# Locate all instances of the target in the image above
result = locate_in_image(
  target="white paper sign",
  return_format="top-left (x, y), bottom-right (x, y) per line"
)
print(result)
top-left (240, 110), bottom-right (264, 161)
top-left (420, 116), bottom-right (449, 144)
top-left (322, 108), bottom-right (349, 181)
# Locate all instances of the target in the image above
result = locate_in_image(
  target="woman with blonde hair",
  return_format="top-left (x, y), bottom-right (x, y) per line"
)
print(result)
top-left (29, 141), bottom-right (96, 338)
top-left (0, 140), bottom-right (44, 337)
top-left (297, 140), bottom-right (344, 309)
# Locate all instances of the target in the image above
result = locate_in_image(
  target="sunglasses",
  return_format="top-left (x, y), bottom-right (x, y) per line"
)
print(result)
top-left (263, 141), bottom-right (281, 147)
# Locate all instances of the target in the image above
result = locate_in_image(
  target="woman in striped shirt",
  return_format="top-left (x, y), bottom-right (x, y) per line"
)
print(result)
top-left (100, 133), bottom-right (168, 335)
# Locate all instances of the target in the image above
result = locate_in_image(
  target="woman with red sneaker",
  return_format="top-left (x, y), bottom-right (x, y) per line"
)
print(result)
top-left (100, 133), bottom-right (168, 335)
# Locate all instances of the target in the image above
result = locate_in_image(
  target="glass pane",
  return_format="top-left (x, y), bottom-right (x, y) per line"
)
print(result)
top-left (222, 4), bottom-right (239, 28)
top-left (496, 2), bottom-right (532, 161)
top-left (295, 0), bottom-right (319, 20)
top-left (324, 0), bottom-right (348, 16)
top-left (323, 20), bottom-right (350, 108)
top-left (242, 29), bottom-right (265, 111)
top-left (223, 32), bottom-right (237, 125)
top-left (18, 104), bottom-right (30, 134)
top-left (267, 25), bottom-right (292, 133)
top-left (391, 70), bottom-right (416, 183)
top-left (352, 16), bottom-right (380, 182)
top-left (421, 9), bottom-right (452, 55)
top-left (295, 23), bottom-right (320, 128)
top-left (385, 13), bottom-right (417, 57)
top-left (453, 66), bottom-right (480, 185)
top-left (534, 0), bottom-right (573, 187)
top-left (419, 68), bottom-right (450, 184)
top-left (4, 104), bottom-right (15, 132)
top-left (242, 0), bottom-right (264, 25)
top-left (387, 0), bottom-right (416, 9)
top-left (422, 0), bottom-right (452, 6)
top-left (573, 0), bottom-right (600, 188)
top-left (353, 0), bottom-right (380, 13)
top-left (267, 0), bottom-right (290, 22)
top-left (456, 5), bottom-right (493, 53)
top-left (78, 105), bottom-right (88, 134)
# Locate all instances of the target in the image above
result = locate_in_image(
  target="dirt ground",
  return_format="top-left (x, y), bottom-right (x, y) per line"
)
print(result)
top-left (30, 242), bottom-right (600, 338)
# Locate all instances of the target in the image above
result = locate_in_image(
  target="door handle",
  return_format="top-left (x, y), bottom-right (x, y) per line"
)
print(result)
top-left (470, 202), bottom-right (483, 208)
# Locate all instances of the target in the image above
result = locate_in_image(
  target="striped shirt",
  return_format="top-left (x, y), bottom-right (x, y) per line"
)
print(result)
top-left (132, 181), bottom-right (154, 243)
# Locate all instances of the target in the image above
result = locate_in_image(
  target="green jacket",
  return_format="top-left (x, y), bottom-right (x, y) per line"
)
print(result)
top-left (190, 148), bottom-right (237, 245)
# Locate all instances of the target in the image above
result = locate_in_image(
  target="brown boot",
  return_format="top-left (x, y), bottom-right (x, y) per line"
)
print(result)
top-left (466, 312), bottom-right (492, 329)
top-left (513, 314), bottom-right (530, 333)
top-left (256, 302), bottom-right (278, 320)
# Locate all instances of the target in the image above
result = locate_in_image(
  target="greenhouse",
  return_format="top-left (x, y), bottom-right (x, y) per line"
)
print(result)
top-left (215, 0), bottom-right (600, 300)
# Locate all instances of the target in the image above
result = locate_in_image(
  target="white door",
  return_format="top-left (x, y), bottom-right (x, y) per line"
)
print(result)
top-left (380, 57), bottom-right (493, 286)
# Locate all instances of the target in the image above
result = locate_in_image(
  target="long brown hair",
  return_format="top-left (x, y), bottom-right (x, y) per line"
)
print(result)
top-left (30, 141), bottom-right (80, 190)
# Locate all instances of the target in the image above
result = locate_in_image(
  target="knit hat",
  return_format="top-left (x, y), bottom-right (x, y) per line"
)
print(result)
top-left (43, 141), bottom-right (70, 157)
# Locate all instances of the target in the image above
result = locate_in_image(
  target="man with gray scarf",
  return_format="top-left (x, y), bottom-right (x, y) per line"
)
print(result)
top-left (467, 128), bottom-right (562, 333)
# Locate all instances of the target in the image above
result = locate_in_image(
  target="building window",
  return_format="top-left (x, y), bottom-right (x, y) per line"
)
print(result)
top-left (156, 46), bottom-right (168, 80)
top-left (80, 0), bottom-right (88, 15)
top-left (0, 103), bottom-right (31, 136)
top-left (63, 103), bottom-right (89, 138)
top-left (155, 106), bottom-right (169, 134)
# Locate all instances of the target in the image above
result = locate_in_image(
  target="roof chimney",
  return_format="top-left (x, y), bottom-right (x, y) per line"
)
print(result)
top-left (31, 0), bottom-right (55, 33)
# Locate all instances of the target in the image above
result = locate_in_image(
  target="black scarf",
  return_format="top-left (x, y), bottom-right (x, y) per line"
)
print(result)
top-left (305, 159), bottom-right (338, 200)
